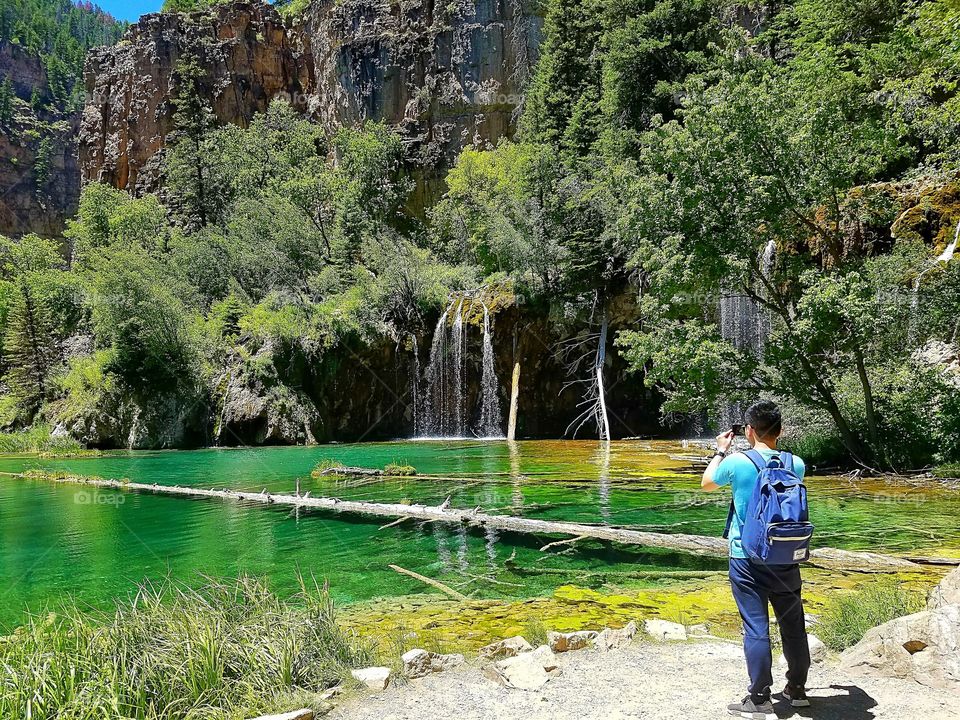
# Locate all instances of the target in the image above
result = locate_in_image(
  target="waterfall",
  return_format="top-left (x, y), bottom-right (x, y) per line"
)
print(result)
top-left (478, 304), bottom-right (503, 437)
top-left (451, 300), bottom-right (466, 437)
top-left (423, 302), bottom-right (453, 436)
top-left (410, 336), bottom-right (422, 437)
top-left (717, 240), bottom-right (777, 429)
top-left (909, 220), bottom-right (960, 345)
top-left (418, 296), bottom-right (504, 438)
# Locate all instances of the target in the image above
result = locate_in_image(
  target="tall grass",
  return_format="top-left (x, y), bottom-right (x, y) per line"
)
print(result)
top-left (0, 575), bottom-right (374, 720)
top-left (0, 424), bottom-right (84, 455)
top-left (817, 579), bottom-right (924, 651)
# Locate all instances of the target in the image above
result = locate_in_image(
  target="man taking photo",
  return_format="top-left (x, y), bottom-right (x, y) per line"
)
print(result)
top-left (701, 400), bottom-right (812, 720)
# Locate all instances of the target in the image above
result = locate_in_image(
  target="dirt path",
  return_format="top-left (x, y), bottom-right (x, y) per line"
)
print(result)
top-left (330, 640), bottom-right (960, 720)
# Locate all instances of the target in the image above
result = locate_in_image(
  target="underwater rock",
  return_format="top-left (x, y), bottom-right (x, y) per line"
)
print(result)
top-left (841, 605), bottom-right (960, 688)
top-left (643, 619), bottom-right (688, 642)
top-left (929, 565), bottom-right (960, 609)
top-left (593, 621), bottom-right (638, 651)
top-left (350, 666), bottom-right (393, 690)
top-left (547, 630), bottom-right (598, 653)
top-left (478, 635), bottom-right (534, 660)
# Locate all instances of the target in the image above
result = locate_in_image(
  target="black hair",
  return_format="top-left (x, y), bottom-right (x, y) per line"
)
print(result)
top-left (745, 400), bottom-right (782, 439)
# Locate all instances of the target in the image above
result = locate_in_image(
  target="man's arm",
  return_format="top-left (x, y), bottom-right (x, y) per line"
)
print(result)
top-left (701, 430), bottom-right (734, 491)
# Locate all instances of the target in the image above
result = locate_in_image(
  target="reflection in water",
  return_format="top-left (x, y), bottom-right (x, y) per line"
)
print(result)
top-left (433, 523), bottom-right (452, 571)
top-left (456, 524), bottom-right (469, 572)
top-left (595, 441), bottom-right (612, 524)
top-left (484, 525), bottom-right (499, 569)
top-left (508, 440), bottom-right (523, 513)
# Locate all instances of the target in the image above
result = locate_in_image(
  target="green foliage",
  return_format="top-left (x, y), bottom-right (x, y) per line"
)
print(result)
top-left (817, 579), bottom-right (924, 651)
top-left (0, 423), bottom-right (82, 454)
top-left (311, 458), bottom-right (344, 478)
top-left (33, 136), bottom-right (52, 192)
top-left (0, 0), bottom-right (126, 109)
top-left (165, 57), bottom-right (225, 231)
top-left (933, 463), bottom-right (960, 479)
top-left (0, 76), bottom-right (13, 125)
top-left (383, 462), bottom-right (416, 476)
top-left (0, 234), bottom-right (77, 421)
top-left (0, 574), bottom-right (373, 720)
top-left (86, 247), bottom-right (199, 391)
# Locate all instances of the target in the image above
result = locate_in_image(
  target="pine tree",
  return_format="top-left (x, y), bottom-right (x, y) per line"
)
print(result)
top-left (0, 77), bottom-right (13, 126)
top-left (0, 236), bottom-right (64, 420)
top-left (165, 56), bottom-right (224, 231)
top-left (3, 283), bottom-right (57, 415)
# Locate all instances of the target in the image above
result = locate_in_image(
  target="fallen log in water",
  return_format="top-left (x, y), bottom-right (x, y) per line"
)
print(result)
top-left (12, 472), bottom-right (945, 573)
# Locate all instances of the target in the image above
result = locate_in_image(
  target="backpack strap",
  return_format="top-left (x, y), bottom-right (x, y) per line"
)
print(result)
top-left (722, 500), bottom-right (735, 539)
top-left (779, 451), bottom-right (794, 473)
top-left (743, 449), bottom-right (765, 471)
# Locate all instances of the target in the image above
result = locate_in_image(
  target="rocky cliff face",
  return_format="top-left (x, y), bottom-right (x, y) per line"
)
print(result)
top-left (0, 41), bottom-right (81, 238)
top-left (80, 2), bottom-right (311, 195)
top-left (78, 0), bottom-right (541, 199)
top-left (304, 0), bottom-right (541, 200)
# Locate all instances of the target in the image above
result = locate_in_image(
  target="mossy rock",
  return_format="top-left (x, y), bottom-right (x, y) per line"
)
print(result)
top-left (892, 179), bottom-right (960, 250)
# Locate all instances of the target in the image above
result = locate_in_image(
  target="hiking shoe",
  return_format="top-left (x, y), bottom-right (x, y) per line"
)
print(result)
top-left (727, 695), bottom-right (777, 720)
top-left (782, 684), bottom-right (811, 707)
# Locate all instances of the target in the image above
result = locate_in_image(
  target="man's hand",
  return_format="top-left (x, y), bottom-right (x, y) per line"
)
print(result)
top-left (702, 430), bottom-right (734, 491)
top-left (716, 430), bottom-right (734, 454)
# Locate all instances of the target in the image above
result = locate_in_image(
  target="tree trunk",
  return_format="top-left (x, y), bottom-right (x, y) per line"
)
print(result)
top-left (596, 313), bottom-right (610, 441)
top-left (18, 472), bottom-right (934, 573)
top-left (508, 360), bottom-right (521, 441)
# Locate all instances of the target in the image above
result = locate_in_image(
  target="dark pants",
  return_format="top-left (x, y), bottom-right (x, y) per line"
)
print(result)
top-left (729, 557), bottom-right (811, 702)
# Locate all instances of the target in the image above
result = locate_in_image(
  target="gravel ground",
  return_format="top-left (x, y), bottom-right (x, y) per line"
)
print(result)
top-left (330, 639), bottom-right (960, 720)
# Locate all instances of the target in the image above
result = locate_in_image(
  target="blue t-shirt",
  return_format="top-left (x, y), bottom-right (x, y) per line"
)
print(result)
top-left (713, 449), bottom-right (806, 559)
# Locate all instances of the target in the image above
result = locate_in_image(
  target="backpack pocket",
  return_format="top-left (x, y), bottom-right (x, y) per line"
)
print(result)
top-left (763, 521), bottom-right (815, 564)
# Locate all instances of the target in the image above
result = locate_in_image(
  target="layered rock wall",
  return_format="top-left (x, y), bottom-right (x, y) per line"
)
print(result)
top-left (80, 2), bottom-right (312, 195)
top-left (0, 41), bottom-right (81, 237)
top-left (78, 0), bottom-right (541, 199)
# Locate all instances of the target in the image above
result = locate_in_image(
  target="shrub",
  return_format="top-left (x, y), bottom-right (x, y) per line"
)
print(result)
top-left (817, 579), bottom-right (924, 651)
top-left (934, 463), bottom-right (960, 479)
top-left (311, 458), bottom-right (344, 478)
top-left (0, 424), bottom-right (83, 455)
top-left (384, 462), bottom-right (416, 476)
top-left (0, 575), bottom-right (372, 720)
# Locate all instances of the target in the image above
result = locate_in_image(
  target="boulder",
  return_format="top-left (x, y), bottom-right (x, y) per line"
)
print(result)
top-left (547, 630), bottom-right (598, 653)
top-left (483, 651), bottom-right (551, 691)
top-left (928, 565), bottom-right (960, 609)
top-left (401, 648), bottom-right (465, 678)
top-left (777, 634), bottom-right (827, 666)
top-left (248, 711), bottom-right (313, 720)
top-left (478, 635), bottom-right (534, 660)
top-left (350, 666), bottom-right (393, 690)
top-left (593, 621), bottom-right (638, 651)
top-left (529, 644), bottom-right (560, 675)
top-left (644, 619), bottom-right (688, 642)
top-left (840, 605), bottom-right (960, 689)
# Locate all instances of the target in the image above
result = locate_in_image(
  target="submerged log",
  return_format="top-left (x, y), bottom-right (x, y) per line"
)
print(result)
top-left (13, 472), bottom-right (940, 573)
top-left (388, 564), bottom-right (467, 600)
top-left (316, 466), bottom-right (384, 477)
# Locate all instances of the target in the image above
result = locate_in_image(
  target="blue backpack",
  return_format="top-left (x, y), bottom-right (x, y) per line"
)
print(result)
top-left (724, 450), bottom-right (814, 564)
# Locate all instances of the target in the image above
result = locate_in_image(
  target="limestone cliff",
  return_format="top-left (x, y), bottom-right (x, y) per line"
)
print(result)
top-left (78, 0), bottom-right (542, 199)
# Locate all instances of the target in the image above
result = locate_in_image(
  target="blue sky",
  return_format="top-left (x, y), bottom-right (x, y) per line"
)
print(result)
top-left (96, 1), bottom-right (164, 23)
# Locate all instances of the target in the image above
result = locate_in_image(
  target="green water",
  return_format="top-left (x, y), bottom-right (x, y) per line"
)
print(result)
top-left (0, 440), bottom-right (956, 629)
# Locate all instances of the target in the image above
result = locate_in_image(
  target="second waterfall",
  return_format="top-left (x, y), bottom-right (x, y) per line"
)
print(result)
top-left (417, 298), bottom-right (503, 438)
